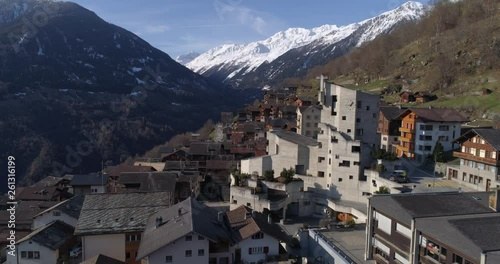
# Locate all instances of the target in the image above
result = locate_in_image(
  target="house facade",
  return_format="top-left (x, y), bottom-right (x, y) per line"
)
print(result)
top-left (32, 195), bottom-right (84, 229)
top-left (447, 129), bottom-right (500, 191)
top-left (377, 107), bottom-right (404, 152)
top-left (296, 106), bottom-right (321, 138)
top-left (395, 108), bottom-right (467, 162)
top-left (10, 220), bottom-right (75, 264)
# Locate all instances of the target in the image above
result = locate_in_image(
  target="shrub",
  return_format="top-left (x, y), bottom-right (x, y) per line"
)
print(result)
top-left (375, 164), bottom-right (385, 173)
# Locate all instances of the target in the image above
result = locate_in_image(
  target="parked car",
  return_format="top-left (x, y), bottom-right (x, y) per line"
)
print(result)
top-left (393, 170), bottom-right (407, 176)
top-left (389, 175), bottom-right (410, 183)
top-left (70, 247), bottom-right (82, 258)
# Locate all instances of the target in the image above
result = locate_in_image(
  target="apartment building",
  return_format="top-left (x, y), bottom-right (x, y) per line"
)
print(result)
top-left (365, 191), bottom-right (500, 264)
top-left (318, 79), bottom-right (380, 167)
top-left (447, 128), bottom-right (500, 191)
top-left (296, 105), bottom-right (321, 138)
top-left (395, 108), bottom-right (467, 162)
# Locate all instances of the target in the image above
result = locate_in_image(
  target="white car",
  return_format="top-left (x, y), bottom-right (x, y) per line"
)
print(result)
top-left (70, 247), bottom-right (82, 258)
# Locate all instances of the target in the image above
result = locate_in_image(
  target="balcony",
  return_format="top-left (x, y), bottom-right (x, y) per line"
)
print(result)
top-left (400, 137), bottom-right (413, 143)
top-left (399, 127), bottom-right (415, 133)
top-left (396, 144), bottom-right (413, 153)
top-left (453, 151), bottom-right (500, 166)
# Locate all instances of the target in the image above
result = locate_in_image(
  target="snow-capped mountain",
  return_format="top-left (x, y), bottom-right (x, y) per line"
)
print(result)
top-left (175, 51), bottom-right (200, 65)
top-left (187, 1), bottom-right (430, 88)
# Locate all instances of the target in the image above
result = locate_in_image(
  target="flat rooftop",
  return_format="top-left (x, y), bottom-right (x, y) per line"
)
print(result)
top-left (317, 225), bottom-right (374, 264)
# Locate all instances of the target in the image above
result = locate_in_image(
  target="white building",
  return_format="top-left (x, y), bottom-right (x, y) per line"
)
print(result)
top-left (241, 130), bottom-right (320, 177)
top-left (137, 197), bottom-right (289, 264)
top-left (32, 195), bottom-right (84, 229)
top-left (395, 108), bottom-right (467, 162)
top-left (10, 221), bottom-right (74, 264)
top-left (296, 106), bottom-right (322, 138)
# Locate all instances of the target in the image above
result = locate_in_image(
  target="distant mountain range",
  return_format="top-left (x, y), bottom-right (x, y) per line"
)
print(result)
top-left (0, 0), bottom-right (256, 189)
top-left (175, 51), bottom-right (200, 65)
top-left (181, 1), bottom-right (430, 89)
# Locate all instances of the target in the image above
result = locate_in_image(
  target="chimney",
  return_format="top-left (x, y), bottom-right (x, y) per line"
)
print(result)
top-left (252, 210), bottom-right (257, 218)
top-left (268, 214), bottom-right (272, 224)
top-left (155, 217), bottom-right (163, 228)
top-left (489, 188), bottom-right (500, 212)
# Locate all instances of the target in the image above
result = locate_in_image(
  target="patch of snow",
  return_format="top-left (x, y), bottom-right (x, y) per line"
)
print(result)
top-left (136, 78), bottom-right (145, 85)
top-left (59, 89), bottom-right (68, 92)
top-left (131, 67), bottom-right (142, 72)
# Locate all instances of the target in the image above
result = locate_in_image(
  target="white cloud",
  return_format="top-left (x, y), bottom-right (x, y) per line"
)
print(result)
top-left (144, 25), bottom-right (170, 33)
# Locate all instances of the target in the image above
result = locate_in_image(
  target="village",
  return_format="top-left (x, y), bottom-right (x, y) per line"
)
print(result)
top-left (2, 76), bottom-right (500, 264)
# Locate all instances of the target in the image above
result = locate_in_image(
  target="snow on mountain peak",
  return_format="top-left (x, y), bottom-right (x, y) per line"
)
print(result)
top-left (187, 1), bottom-right (429, 79)
top-left (175, 51), bottom-right (200, 65)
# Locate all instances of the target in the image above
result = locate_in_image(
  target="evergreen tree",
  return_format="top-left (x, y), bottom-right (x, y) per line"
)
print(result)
top-left (433, 140), bottom-right (445, 162)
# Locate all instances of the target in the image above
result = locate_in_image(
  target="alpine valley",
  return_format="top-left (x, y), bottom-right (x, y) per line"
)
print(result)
top-left (0, 0), bottom-right (429, 188)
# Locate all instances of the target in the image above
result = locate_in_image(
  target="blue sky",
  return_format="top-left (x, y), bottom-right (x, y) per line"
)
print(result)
top-left (71, 0), bottom-right (428, 58)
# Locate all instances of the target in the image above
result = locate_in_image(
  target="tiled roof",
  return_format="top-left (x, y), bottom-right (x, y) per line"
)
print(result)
top-left (118, 172), bottom-right (177, 193)
top-left (32, 195), bottom-right (84, 220)
top-left (31, 176), bottom-right (65, 187)
top-left (16, 220), bottom-right (74, 250)
top-left (105, 165), bottom-right (156, 177)
top-left (0, 201), bottom-right (58, 225)
top-left (69, 173), bottom-right (109, 186)
top-left (226, 205), bottom-right (289, 242)
top-left (397, 108), bottom-right (469, 123)
top-left (379, 106), bottom-right (405, 121)
top-left (16, 186), bottom-right (60, 201)
top-left (74, 192), bottom-right (172, 235)
top-left (136, 197), bottom-right (232, 260)
top-left (189, 142), bottom-right (225, 155)
top-left (455, 128), bottom-right (500, 151)
top-left (206, 160), bottom-right (234, 170)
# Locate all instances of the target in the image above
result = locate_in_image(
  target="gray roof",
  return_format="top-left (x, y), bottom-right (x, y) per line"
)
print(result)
top-left (455, 129), bottom-right (500, 151)
top-left (136, 197), bottom-right (232, 259)
top-left (17, 220), bottom-right (74, 250)
top-left (270, 130), bottom-right (319, 146)
top-left (417, 213), bottom-right (500, 260)
top-left (32, 195), bottom-right (84, 219)
top-left (74, 192), bottom-right (172, 235)
top-left (189, 142), bottom-right (224, 155)
top-left (398, 108), bottom-right (469, 123)
top-left (32, 176), bottom-right (65, 187)
top-left (69, 173), bottom-right (109, 186)
top-left (379, 106), bottom-right (405, 121)
top-left (370, 192), bottom-right (494, 224)
top-left (118, 172), bottom-right (177, 193)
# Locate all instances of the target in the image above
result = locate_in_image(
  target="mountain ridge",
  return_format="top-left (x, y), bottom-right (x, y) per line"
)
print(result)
top-left (186, 1), bottom-right (430, 89)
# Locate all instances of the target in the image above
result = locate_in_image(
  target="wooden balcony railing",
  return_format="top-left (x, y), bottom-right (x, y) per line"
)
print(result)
top-left (453, 151), bottom-right (500, 166)
top-left (399, 127), bottom-right (415, 133)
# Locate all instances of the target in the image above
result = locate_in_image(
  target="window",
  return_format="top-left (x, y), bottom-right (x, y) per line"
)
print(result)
top-left (356, 118), bottom-right (361, 123)
top-left (318, 171), bottom-right (325, 178)
top-left (318, 157), bottom-right (325, 163)
top-left (166, 256), bottom-right (173, 263)
top-left (351, 146), bottom-right (361, 153)
top-left (249, 247), bottom-right (269, 255)
top-left (303, 201), bottom-right (311, 206)
top-left (438, 125), bottom-right (449, 131)
top-left (246, 203), bottom-right (251, 207)
top-left (185, 250), bottom-right (192, 257)
top-left (349, 175), bottom-right (354, 180)
top-left (186, 235), bottom-right (192, 241)
top-left (21, 251), bottom-right (26, 258)
top-left (342, 116), bottom-right (347, 120)
top-left (251, 232), bottom-right (264, 239)
top-left (339, 178), bottom-right (343, 182)
top-left (353, 161), bottom-right (360, 166)
top-left (126, 234), bottom-right (141, 242)
top-left (366, 106), bottom-right (370, 111)
top-left (53, 211), bottom-right (61, 216)
top-left (438, 136), bottom-right (449, 141)
top-left (198, 235), bottom-right (204, 240)
top-left (347, 129), bottom-right (351, 133)
top-left (339, 160), bottom-right (351, 167)
top-left (357, 101), bottom-right (362, 109)
top-left (126, 252), bottom-right (130, 259)
top-left (198, 249), bottom-right (205, 256)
